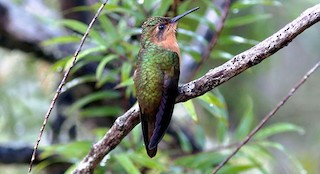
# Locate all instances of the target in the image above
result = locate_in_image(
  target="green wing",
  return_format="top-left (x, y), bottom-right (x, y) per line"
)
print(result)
top-left (148, 51), bottom-right (180, 149)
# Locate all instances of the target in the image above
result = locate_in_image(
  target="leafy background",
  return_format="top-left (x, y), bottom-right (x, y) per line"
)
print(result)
top-left (0, 0), bottom-right (319, 173)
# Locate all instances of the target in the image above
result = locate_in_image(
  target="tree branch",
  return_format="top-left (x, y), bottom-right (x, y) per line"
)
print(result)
top-left (72, 3), bottom-right (320, 173)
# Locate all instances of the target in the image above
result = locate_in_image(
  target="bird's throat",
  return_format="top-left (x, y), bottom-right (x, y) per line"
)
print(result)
top-left (152, 34), bottom-right (180, 58)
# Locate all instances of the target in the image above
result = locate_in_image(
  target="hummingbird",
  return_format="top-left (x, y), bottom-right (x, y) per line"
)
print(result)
top-left (134, 7), bottom-right (199, 157)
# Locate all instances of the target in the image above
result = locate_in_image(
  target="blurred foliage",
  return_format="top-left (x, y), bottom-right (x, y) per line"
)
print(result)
top-left (0, 48), bottom-right (54, 174)
top-left (34, 0), bottom-right (308, 173)
top-left (1, 0), bottom-right (318, 173)
top-left (0, 49), bottom-right (52, 142)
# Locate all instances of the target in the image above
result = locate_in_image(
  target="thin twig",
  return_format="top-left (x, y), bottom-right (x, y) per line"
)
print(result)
top-left (28, 0), bottom-right (110, 172)
top-left (212, 60), bottom-right (320, 174)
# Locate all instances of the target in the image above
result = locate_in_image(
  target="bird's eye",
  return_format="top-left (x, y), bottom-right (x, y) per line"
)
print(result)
top-left (158, 24), bottom-right (165, 30)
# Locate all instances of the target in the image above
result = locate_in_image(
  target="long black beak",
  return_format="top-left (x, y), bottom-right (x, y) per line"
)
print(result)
top-left (170, 7), bottom-right (200, 23)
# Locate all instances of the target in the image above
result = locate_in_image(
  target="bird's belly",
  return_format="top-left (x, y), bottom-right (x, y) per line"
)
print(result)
top-left (135, 68), bottom-right (163, 114)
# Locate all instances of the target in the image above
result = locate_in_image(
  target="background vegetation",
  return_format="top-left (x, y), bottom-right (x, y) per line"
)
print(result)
top-left (0, 0), bottom-right (319, 173)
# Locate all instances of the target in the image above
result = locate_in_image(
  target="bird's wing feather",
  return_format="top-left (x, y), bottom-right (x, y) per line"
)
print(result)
top-left (148, 51), bottom-right (180, 149)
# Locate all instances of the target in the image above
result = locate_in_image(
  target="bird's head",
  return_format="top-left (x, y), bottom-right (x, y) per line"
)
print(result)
top-left (141, 7), bottom-right (199, 49)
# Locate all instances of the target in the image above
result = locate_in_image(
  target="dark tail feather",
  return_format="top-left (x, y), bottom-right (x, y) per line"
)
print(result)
top-left (146, 146), bottom-right (157, 158)
top-left (148, 99), bottom-right (174, 149)
top-left (148, 79), bottom-right (177, 149)
top-left (140, 111), bottom-right (158, 158)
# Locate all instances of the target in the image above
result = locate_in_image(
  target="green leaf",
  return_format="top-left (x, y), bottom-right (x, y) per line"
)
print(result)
top-left (194, 126), bottom-right (206, 150)
top-left (115, 153), bottom-right (141, 174)
top-left (64, 46), bottom-right (106, 70)
top-left (178, 28), bottom-right (208, 46)
top-left (175, 152), bottom-right (226, 170)
top-left (259, 141), bottom-right (307, 174)
top-left (187, 14), bottom-right (216, 31)
top-left (235, 97), bottom-right (254, 140)
top-left (152, 0), bottom-right (173, 16)
top-left (199, 91), bottom-right (225, 108)
top-left (121, 62), bottom-right (132, 82)
top-left (128, 153), bottom-right (165, 171)
top-left (96, 54), bottom-right (117, 80)
top-left (198, 91), bottom-right (229, 142)
top-left (219, 35), bottom-right (259, 46)
top-left (69, 91), bottom-right (120, 113)
top-left (41, 141), bottom-right (92, 159)
top-left (254, 122), bottom-right (305, 140)
top-left (177, 128), bottom-right (193, 153)
top-left (214, 90), bottom-right (229, 142)
top-left (200, 0), bottom-right (221, 16)
top-left (225, 14), bottom-right (272, 28)
top-left (130, 125), bottom-right (142, 148)
top-left (80, 106), bottom-right (123, 117)
top-left (70, 56), bottom-right (101, 74)
top-left (198, 99), bottom-right (223, 121)
top-left (60, 19), bottom-right (88, 34)
top-left (98, 15), bottom-right (118, 41)
top-left (179, 45), bottom-right (201, 62)
top-left (63, 75), bottom-right (97, 92)
top-left (183, 100), bottom-right (198, 121)
top-left (121, 40), bottom-right (140, 57)
top-left (198, 92), bottom-right (227, 122)
top-left (42, 36), bottom-right (81, 46)
top-left (60, 19), bottom-right (106, 45)
top-left (92, 127), bottom-right (109, 140)
top-left (232, 0), bottom-right (282, 10)
top-left (211, 50), bottom-right (234, 59)
top-left (115, 77), bottom-right (134, 89)
top-left (96, 70), bottom-right (119, 88)
top-left (33, 158), bottom-right (73, 174)
top-left (218, 164), bottom-right (256, 174)
top-left (51, 57), bottom-right (70, 71)
top-left (239, 144), bottom-right (277, 173)
top-left (103, 4), bottom-right (138, 16)
top-left (178, 0), bottom-right (193, 14)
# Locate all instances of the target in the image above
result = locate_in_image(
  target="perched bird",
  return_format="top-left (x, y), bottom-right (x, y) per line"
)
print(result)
top-left (134, 7), bottom-right (199, 157)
